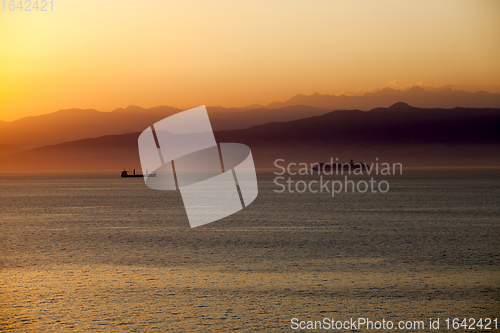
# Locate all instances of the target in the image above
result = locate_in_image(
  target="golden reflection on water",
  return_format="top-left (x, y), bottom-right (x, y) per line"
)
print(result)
top-left (1, 274), bottom-right (33, 332)
top-left (1, 170), bottom-right (499, 331)
top-left (1, 263), bottom-right (498, 332)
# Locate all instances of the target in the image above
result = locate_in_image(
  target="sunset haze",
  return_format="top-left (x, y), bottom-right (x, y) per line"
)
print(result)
top-left (1, 0), bottom-right (499, 121)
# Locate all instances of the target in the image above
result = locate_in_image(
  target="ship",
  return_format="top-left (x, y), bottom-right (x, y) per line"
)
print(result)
top-left (311, 159), bottom-right (370, 172)
top-left (121, 169), bottom-right (156, 178)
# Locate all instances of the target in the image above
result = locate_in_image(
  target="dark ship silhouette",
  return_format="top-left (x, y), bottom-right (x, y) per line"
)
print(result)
top-left (311, 159), bottom-right (370, 172)
top-left (121, 169), bottom-right (156, 178)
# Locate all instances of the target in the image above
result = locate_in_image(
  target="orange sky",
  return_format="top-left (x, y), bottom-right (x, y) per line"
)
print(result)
top-left (1, 0), bottom-right (499, 121)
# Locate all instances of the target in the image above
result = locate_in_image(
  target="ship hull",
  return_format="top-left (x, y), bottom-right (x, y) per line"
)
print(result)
top-left (311, 163), bottom-right (370, 172)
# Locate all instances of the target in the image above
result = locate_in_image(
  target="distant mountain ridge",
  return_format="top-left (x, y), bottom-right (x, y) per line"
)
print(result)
top-left (266, 86), bottom-right (500, 110)
top-left (0, 105), bottom-right (335, 150)
top-left (1, 103), bottom-right (498, 171)
top-left (215, 102), bottom-right (500, 146)
top-left (1, 86), bottom-right (499, 151)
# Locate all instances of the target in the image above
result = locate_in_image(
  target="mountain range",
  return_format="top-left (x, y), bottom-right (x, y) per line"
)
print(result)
top-left (0, 105), bottom-right (334, 151)
top-left (1, 86), bottom-right (499, 152)
top-left (266, 86), bottom-right (500, 110)
top-left (1, 103), bottom-right (498, 171)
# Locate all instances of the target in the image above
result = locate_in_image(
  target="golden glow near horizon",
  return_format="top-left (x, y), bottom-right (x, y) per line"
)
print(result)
top-left (1, 0), bottom-right (499, 121)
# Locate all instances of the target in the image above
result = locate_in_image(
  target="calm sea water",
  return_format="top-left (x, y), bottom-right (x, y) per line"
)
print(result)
top-left (0, 169), bottom-right (499, 332)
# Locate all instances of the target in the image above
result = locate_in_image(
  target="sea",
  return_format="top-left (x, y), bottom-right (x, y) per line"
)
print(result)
top-left (0, 168), bottom-right (499, 332)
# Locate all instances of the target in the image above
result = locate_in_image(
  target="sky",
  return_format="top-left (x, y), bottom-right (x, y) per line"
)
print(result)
top-left (1, 0), bottom-right (499, 121)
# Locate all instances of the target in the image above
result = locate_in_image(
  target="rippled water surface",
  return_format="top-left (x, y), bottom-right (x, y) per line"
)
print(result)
top-left (1, 169), bottom-right (499, 332)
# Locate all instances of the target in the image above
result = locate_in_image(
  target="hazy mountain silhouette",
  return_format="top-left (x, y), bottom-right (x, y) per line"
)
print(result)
top-left (1, 103), bottom-right (498, 171)
top-left (209, 105), bottom-right (333, 131)
top-left (0, 105), bottom-right (334, 150)
top-left (2, 86), bottom-right (499, 151)
top-left (0, 133), bottom-right (141, 171)
top-left (3, 86), bottom-right (499, 151)
top-left (0, 106), bottom-right (180, 150)
top-left (216, 102), bottom-right (500, 145)
top-left (0, 144), bottom-right (22, 156)
top-left (266, 87), bottom-right (500, 110)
